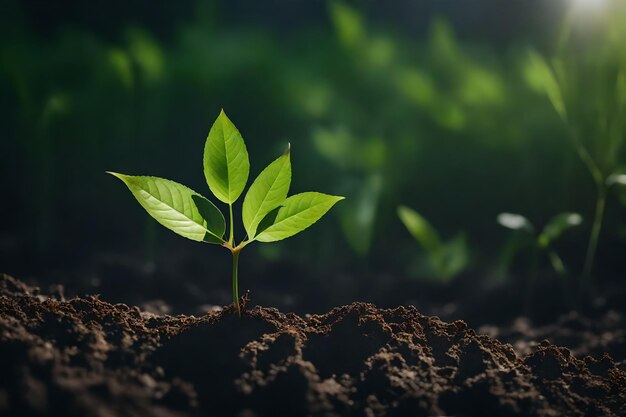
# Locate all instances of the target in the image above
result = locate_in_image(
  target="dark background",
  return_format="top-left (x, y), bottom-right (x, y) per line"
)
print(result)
top-left (1, 0), bottom-right (625, 320)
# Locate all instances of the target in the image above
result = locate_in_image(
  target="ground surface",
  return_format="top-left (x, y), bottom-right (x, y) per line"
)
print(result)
top-left (1, 273), bottom-right (625, 417)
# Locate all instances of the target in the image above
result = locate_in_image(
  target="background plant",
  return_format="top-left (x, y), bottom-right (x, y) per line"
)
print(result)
top-left (523, 1), bottom-right (626, 281)
top-left (109, 110), bottom-right (343, 314)
top-left (497, 211), bottom-right (583, 309)
top-left (497, 212), bottom-right (583, 277)
top-left (398, 206), bottom-right (470, 282)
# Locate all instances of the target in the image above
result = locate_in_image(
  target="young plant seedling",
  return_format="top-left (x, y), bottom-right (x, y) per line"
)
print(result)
top-left (497, 212), bottom-right (582, 277)
top-left (108, 110), bottom-right (344, 315)
top-left (498, 211), bottom-right (582, 311)
top-left (397, 205), bottom-right (469, 282)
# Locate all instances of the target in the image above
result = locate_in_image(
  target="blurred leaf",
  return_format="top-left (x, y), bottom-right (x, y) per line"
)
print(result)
top-left (607, 173), bottom-right (626, 186)
top-left (538, 212), bottom-right (582, 248)
top-left (203, 110), bottom-right (250, 204)
top-left (255, 192), bottom-right (344, 242)
top-left (394, 68), bottom-right (436, 107)
top-left (497, 213), bottom-right (535, 233)
top-left (459, 66), bottom-right (504, 106)
top-left (107, 173), bottom-right (225, 244)
top-left (365, 36), bottom-right (395, 68)
top-left (242, 146), bottom-right (291, 239)
top-left (429, 18), bottom-right (459, 64)
top-left (435, 102), bottom-right (466, 130)
top-left (547, 250), bottom-right (566, 276)
top-left (524, 50), bottom-right (567, 121)
top-left (398, 206), bottom-right (443, 255)
top-left (329, 1), bottom-right (364, 48)
top-left (312, 126), bottom-right (352, 169)
top-left (337, 174), bottom-right (382, 256)
top-left (399, 206), bottom-right (469, 282)
top-left (127, 28), bottom-right (164, 83)
top-left (109, 48), bottom-right (133, 89)
top-left (312, 126), bottom-right (386, 171)
top-left (611, 169), bottom-right (626, 206)
top-left (291, 77), bottom-right (332, 117)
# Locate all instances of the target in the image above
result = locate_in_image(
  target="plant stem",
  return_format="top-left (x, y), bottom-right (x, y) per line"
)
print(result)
top-left (569, 132), bottom-right (605, 284)
top-left (228, 203), bottom-right (234, 245)
top-left (232, 250), bottom-right (240, 316)
top-left (582, 185), bottom-right (606, 281)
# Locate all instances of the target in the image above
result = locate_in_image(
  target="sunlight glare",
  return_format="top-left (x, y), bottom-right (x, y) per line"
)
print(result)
top-left (572, 0), bottom-right (609, 11)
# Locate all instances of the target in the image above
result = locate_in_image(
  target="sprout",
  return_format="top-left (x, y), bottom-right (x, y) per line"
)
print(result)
top-left (497, 212), bottom-right (583, 276)
top-left (109, 110), bottom-right (344, 315)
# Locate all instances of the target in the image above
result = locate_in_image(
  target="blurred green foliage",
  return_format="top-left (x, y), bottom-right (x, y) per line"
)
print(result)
top-left (524, 1), bottom-right (626, 279)
top-left (398, 205), bottom-right (470, 282)
top-left (497, 212), bottom-right (582, 277)
top-left (1, 0), bottom-right (626, 285)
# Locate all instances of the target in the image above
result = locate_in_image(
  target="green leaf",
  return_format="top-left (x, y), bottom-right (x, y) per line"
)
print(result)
top-left (607, 173), bottom-right (626, 187)
top-left (538, 212), bottom-right (582, 248)
top-left (497, 213), bottom-right (535, 234)
top-left (242, 146), bottom-right (291, 239)
top-left (337, 174), bottom-right (382, 256)
top-left (524, 51), bottom-right (567, 121)
top-left (547, 250), bottom-right (566, 276)
top-left (203, 110), bottom-right (250, 204)
top-left (254, 192), bottom-right (344, 242)
top-left (329, 1), bottom-right (364, 49)
top-left (397, 205), bottom-right (443, 255)
top-left (108, 172), bottom-right (225, 244)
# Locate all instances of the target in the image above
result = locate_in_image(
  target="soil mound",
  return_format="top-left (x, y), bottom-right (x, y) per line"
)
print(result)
top-left (1, 274), bottom-right (624, 416)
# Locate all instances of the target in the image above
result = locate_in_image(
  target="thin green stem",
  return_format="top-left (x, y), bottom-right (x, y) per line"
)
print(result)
top-left (232, 250), bottom-right (240, 316)
top-left (568, 130), bottom-right (605, 284)
top-left (228, 203), bottom-right (234, 245)
top-left (571, 134), bottom-right (603, 186)
top-left (582, 185), bottom-right (606, 281)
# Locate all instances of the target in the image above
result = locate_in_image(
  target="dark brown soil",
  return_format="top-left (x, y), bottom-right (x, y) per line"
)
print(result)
top-left (1, 274), bottom-right (624, 417)
top-left (480, 310), bottom-right (626, 365)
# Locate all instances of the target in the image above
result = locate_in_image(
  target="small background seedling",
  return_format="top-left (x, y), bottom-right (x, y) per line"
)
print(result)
top-left (497, 212), bottom-right (582, 310)
top-left (397, 205), bottom-right (470, 282)
top-left (109, 110), bottom-right (344, 315)
top-left (498, 212), bottom-right (583, 276)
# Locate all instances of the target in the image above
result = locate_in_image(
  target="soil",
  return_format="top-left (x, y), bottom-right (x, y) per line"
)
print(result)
top-left (480, 309), bottom-right (626, 366)
top-left (1, 273), bottom-right (625, 417)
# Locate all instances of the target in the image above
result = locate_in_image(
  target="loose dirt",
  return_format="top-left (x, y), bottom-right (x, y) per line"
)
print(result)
top-left (1, 274), bottom-right (624, 417)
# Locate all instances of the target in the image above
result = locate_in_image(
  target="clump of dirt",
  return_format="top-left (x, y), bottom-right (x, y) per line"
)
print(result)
top-left (1, 274), bottom-right (624, 417)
